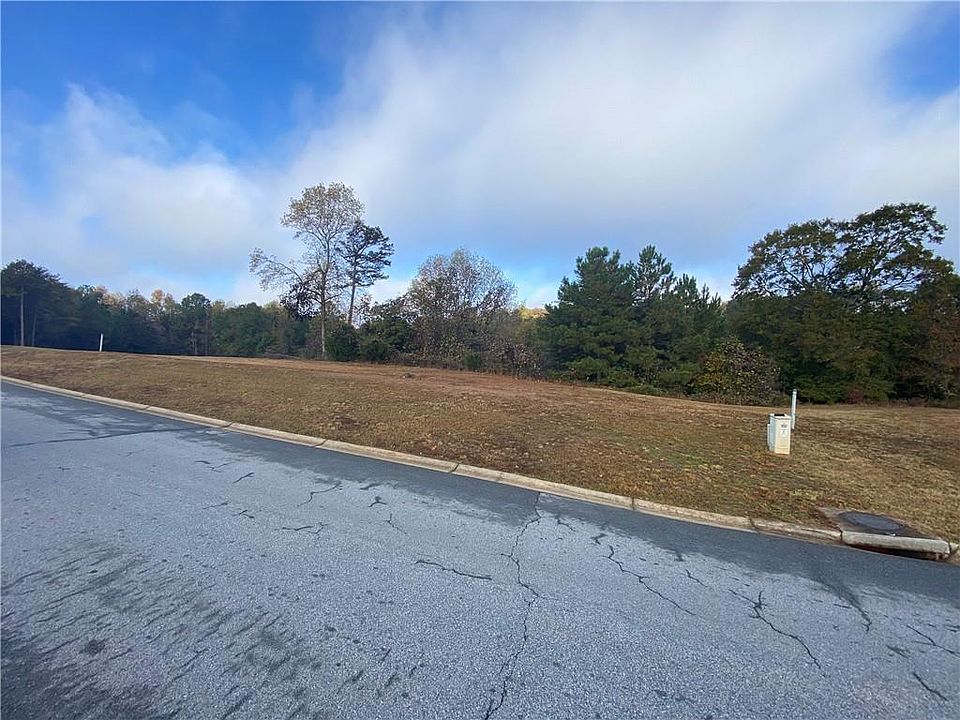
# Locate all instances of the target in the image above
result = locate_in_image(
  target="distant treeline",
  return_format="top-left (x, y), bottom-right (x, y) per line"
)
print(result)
top-left (3, 200), bottom-right (958, 404)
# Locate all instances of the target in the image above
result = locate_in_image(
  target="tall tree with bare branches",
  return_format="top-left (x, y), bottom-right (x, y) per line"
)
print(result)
top-left (250, 183), bottom-right (364, 358)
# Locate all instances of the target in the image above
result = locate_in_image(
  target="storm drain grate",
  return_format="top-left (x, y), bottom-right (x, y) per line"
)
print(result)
top-left (837, 511), bottom-right (906, 535)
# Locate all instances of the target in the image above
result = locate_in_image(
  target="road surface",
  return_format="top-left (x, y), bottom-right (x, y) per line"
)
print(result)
top-left (1, 382), bottom-right (958, 719)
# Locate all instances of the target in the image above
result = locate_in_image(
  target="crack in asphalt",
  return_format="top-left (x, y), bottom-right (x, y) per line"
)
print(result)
top-left (912, 671), bottom-right (948, 701)
top-left (413, 559), bottom-right (491, 581)
top-left (730, 589), bottom-right (823, 672)
top-left (482, 493), bottom-right (544, 720)
top-left (297, 491), bottom-right (322, 508)
top-left (311, 479), bottom-right (342, 492)
top-left (906, 624), bottom-right (960, 657)
top-left (816, 576), bottom-right (872, 633)
top-left (196, 460), bottom-right (234, 472)
top-left (501, 495), bottom-right (546, 599)
top-left (232, 472), bottom-right (254, 484)
top-left (605, 544), bottom-right (695, 617)
top-left (385, 513), bottom-right (406, 535)
top-left (368, 496), bottom-right (387, 508)
top-left (280, 524), bottom-right (325, 538)
top-left (684, 568), bottom-right (708, 588)
top-left (483, 598), bottom-right (533, 720)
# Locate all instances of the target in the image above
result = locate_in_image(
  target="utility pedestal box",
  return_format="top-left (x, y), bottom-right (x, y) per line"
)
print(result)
top-left (767, 413), bottom-right (792, 455)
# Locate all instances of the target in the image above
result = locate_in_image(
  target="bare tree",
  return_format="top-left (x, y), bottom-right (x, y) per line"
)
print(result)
top-left (341, 221), bottom-right (394, 325)
top-left (250, 183), bottom-right (364, 358)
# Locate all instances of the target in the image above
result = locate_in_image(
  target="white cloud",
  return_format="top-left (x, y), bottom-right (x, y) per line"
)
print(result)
top-left (367, 274), bottom-right (414, 304)
top-left (289, 3), bottom-right (958, 266)
top-left (2, 4), bottom-right (957, 307)
top-left (226, 273), bottom-right (281, 307)
top-left (3, 85), bottom-right (288, 300)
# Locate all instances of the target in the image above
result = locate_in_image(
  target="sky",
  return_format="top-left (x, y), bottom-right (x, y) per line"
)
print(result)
top-left (2, 1), bottom-right (958, 308)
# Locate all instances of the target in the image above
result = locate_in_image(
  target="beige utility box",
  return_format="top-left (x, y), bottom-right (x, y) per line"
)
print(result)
top-left (767, 413), bottom-right (792, 455)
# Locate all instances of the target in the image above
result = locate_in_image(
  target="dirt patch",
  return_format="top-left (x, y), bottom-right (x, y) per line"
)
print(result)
top-left (3, 346), bottom-right (958, 539)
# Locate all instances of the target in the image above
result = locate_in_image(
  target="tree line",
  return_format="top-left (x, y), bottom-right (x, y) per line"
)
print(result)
top-left (2, 188), bottom-right (957, 404)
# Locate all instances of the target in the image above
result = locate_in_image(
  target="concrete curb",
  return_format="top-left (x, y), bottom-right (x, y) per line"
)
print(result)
top-left (0, 374), bottom-right (899, 550)
top-left (750, 518), bottom-right (842, 543)
top-left (140, 406), bottom-right (233, 428)
top-left (841, 531), bottom-right (951, 556)
top-left (323, 439), bottom-right (459, 474)
top-left (228, 422), bottom-right (327, 448)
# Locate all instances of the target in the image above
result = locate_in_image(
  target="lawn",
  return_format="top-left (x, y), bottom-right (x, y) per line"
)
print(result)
top-left (3, 346), bottom-right (958, 540)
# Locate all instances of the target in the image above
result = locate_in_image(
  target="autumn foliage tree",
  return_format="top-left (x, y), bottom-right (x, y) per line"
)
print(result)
top-left (250, 183), bottom-right (365, 358)
top-left (405, 248), bottom-right (517, 365)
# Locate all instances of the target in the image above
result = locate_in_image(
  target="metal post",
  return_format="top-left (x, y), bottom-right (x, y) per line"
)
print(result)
top-left (99, 333), bottom-right (104, 352)
top-left (791, 388), bottom-right (797, 430)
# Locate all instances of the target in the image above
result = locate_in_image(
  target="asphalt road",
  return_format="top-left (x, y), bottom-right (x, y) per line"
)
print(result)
top-left (1, 382), bottom-right (958, 720)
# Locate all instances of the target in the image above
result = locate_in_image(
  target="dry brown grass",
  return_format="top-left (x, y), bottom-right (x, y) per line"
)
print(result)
top-left (3, 346), bottom-right (958, 539)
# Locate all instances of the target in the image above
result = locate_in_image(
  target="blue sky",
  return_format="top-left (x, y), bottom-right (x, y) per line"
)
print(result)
top-left (3, 2), bottom-right (958, 307)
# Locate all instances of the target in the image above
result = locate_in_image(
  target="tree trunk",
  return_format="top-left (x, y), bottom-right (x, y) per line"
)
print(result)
top-left (19, 289), bottom-right (25, 346)
top-left (347, 283), bottom-right (357, 327)
top-left (319, 287), bottom-right (327, 359)
top-left (31, 306), bottom-right (38, 346)
top-left (319, 315), bottom-right (327, 359)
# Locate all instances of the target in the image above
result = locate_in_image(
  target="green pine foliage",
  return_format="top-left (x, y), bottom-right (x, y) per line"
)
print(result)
top-left (540, 246), bottom-right (729, 395)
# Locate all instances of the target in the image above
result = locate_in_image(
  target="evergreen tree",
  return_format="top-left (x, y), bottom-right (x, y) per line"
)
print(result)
top-left (341, 221), bottom-right (394, 326)
top-left (541, 247), bottom-right (640, 383)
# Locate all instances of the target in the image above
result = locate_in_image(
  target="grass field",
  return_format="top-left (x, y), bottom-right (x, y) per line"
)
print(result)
top-left (3, 346), bottom-right (958, 540)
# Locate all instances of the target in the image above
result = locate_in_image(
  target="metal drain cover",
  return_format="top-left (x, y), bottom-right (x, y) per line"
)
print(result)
top-left (837, 511), bottom-right (905, 535)
top-left (817, 506), bottom-right (950, 558)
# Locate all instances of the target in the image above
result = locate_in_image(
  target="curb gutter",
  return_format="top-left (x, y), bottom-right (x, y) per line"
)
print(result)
top-left (840, 531), bottom-right (951, 556)
top-left (0, 374), bottom-right (918, 551)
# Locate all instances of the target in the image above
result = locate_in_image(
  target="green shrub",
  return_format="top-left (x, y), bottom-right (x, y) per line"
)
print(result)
top-left (359, 336), bottom-right (392, 363)
top-left (601, 367), bottom-right (639, 388)
top-left (653, 366), bottom-right (698, 391)
top-left (326, 324), bottom-right (359, 361)
top-left (463, 351), bottom-right (484, 372)
top-left (693, 339), bottom-right (780, 405)
top-left (567, 357), bottom-right (610, 382)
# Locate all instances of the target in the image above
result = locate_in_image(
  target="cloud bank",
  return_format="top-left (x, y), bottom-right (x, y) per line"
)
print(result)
top-left (3, 3), bottom-right (957, 305)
